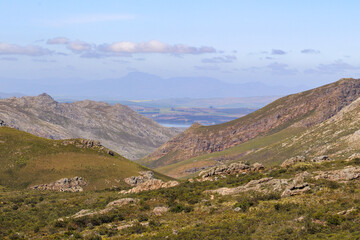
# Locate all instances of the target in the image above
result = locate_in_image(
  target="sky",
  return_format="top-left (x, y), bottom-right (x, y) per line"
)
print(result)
top-left (1, 0), bottom-right (360, 95)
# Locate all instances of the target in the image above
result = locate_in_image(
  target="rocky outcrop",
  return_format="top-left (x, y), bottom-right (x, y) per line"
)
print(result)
top-left (31, 176), bottom-right (86, 192)
top-left (106, 198), bottom-right (138, 208)
top-left (0, 120), bottom-right (6, 126)
top-left (120, 179), bottom-right (179, 194)
top-left (198, 162), bottom-right (264, 180)
top-left (281, 156), bottom-right (306, 167)
top-left (314, 166), bottom-right (360, 182)
top-left (312, 155), bottom-right (331, 163)
top-left (143, 78), bottom-right (360, 169)
top-left (124, 171), bottom-right (154, 186)
top-left (206, 177), bottom-right (289, 196)
top-left (72, 198), bottom-right (138, 218)
top-left (152, 206), bottom-right (169, 215)
top-left (281, 183), bottom-right (311, 197)
top-left (121, 171), bottom-right (179, 194)
top-left (0, 93), bottom-right (179, 160)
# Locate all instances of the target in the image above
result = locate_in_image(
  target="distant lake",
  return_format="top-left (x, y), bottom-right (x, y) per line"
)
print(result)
top-left (158, 123), bottom-right (191, 128)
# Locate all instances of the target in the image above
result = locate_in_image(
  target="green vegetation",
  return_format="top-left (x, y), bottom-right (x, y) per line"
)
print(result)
top-left (1, 159), bottom-right (360, 239)
top-left (0, 127), bottom-right (170, 189)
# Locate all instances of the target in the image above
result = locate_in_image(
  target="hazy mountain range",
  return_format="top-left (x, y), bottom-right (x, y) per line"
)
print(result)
top-left (1, 72), bottom-right (307, 100)
top-left (0, 93), bottom-right (179, 160)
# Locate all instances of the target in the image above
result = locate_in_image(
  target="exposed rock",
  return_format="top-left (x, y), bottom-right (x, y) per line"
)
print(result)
top-left (72, 209), bottom-right (95, 218)
top-left (106, 198), bottom-right (138, 208)
top-left (252, 162), bottom-right (265, 172)
top-left (124, 171), bottom-right (155, 186)
top-left (72, 198), bottom-right (138, 219)
top-left (314, 166), bottom-right (360, 181)
top-left (281, 183), bottom-right (311, 197)
top-left (312, 155), bottom-right (331, 163)
top-left (0, 120), bottom-right (6, 126)
top-left (281, 156), bottom-right (306, 167)
top-left (31, 176), bottom-right (86, 192)
top-left (206, 177), bottom-right (289, 196)
top-left (234, 207), bottom-right (241, 212)
top-left (337, 207), bottom-right (357, 215)
top-left (348, 153), bottom-right (360, 161)
top-left (293, 171), bottom-right (312, 184)
top-left (199, 162), bottom-right (264, 180)
top-left (120, 179), bottom-right (179, 194)
top-left (152, 206), bottom-right (169, 215)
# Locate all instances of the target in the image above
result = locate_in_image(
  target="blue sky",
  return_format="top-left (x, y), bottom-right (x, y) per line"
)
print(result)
top-left (1, 0), bottom-right (360, 92)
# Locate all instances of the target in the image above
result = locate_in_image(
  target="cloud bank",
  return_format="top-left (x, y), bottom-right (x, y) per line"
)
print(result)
top-left (0, 42), bottom-right (52, 56)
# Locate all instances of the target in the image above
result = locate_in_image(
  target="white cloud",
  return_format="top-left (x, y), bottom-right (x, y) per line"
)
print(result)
top-left (202, 55), bottom-right (237, 63)
top-left (305, 60), bottom-right (359, 74)
top-left (47, 37), bottom-right (70, 45)
top-left (99, 40), bottom-right (216, 54)
top-left (0, 42), bottom-right (52, 56)
top-left (67, 41), bottom-right (91, 52)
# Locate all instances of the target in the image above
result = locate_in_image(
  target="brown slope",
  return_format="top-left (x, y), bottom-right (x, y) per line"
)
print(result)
top-left (141, 78), bottom-right (360, 168)
top-left (0, 94), bottom-right (179, 160)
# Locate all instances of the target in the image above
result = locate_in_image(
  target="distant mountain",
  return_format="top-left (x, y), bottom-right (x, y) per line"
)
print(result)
top-left (1, 72), bottom-right (307, 100)
top-left (0, 92), bottom-right (25, 99)
top-left (0, 94), bottom-right (179, 160)
top-left (139, 78), bottom-right (360, 177)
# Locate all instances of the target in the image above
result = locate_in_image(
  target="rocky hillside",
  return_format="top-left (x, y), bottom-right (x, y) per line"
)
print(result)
top-left (0, 93), bottom-right (179, 160)
top-left (0, 127), bottom-right (171, 190)
top-left (141, 78), bottom-right (360, 169)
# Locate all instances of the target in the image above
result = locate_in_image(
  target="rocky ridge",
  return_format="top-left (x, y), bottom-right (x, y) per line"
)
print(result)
top-left (0, 93), bottom-right (179, 160)
top-left (142, 78), bottom-right (360, 168)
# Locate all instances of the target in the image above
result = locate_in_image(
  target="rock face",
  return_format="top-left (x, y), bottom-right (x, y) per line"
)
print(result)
top-left (142, 78), bottom-right (360, 169)
top-left (31, 177), bottom-right (86, 192)
top-left (198, 162), bottom-right (264, 180)
top-left (0, 93), bottom-right (179, 160)
top-left (314, 166), bottom-right (360, 181)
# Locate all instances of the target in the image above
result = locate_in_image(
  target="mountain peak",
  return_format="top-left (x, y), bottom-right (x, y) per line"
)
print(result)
top-left (36, 93), bottom-right (55, 102)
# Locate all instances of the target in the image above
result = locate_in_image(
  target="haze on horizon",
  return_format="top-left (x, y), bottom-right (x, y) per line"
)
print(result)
top-left (1, 0), bottom-right (360, 99)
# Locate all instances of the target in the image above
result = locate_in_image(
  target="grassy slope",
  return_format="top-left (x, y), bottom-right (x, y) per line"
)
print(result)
top-left (0, 127), bottom-right (171, 190)
top-left (1, 158), bottom-right (360, 239)
top-left (157, 95), bottom-right (360, 178)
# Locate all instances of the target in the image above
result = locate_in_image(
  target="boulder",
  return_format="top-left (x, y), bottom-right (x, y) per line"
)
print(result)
top-left (312, 155), bottom-right (331, 163)
top-left (281, 156), bottom-right (306, 167)
top-left (152, 206), bottom-right (169, 215)
top-left (281, 183), bottom-right (311, 197)
top-left (252, 162), bottom-right (265, 172)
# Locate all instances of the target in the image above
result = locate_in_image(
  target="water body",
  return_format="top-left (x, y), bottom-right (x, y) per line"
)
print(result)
top-left (158, 123), bottom-right (191, 128)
